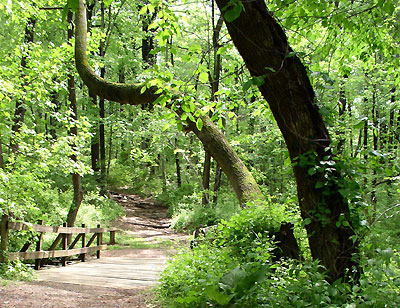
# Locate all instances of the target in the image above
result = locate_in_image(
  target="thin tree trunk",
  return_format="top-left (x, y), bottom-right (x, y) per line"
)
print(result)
top-left (371, 92), bottom-right (378, 223)
top-left (90, 91), bottom-right (100, 171)
top-left (209, 13), bottom-right (224, 205)
top-left (161, 153), bottom-right (167, 192)
top-left (337, 75), bottom-right (347, 154)
top-left (0, 133), bottom-right (4, 169)
top-left (141, 2), bottom-right (156, 66)
top-left (175, 138), bottom-right (182, 188)
top-left (49, 89), bottom-right (59, 140)
top-left (202, 151), bottom-right (211, 205)
top-left (66, 11), bottom-right (83, 229)
top-left (86, 3), bottom-right (100, 172)
top-left (388, 88), bottom-right (395, 147)
top-left (348, 100), bottom-right (354, 157)
top-left (212, 164), bottom-right (222, 204)
top-left (99, 2), bottom-right (106, 191)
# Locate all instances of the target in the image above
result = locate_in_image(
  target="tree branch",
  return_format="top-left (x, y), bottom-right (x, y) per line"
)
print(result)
top-left (74, 0), bottom-right (262, 205)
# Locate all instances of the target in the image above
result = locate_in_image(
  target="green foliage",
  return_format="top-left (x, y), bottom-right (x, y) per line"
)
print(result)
top-left (75, 191), bottom-right (124, 227)
top-left (223, 1), bottom-right (244, 23)
top-left (0, 260), bottom-right (34, 281)
top-left (159, 184), bottom-right (240, 232)
top-left (158, 204), bottom-right (400, 307)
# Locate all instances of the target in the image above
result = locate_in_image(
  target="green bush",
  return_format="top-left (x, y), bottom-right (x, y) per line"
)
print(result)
top-left (157, 203), bottom-right (400, 308)
top-left (75, 191), bottom-right (125, 227)
top-left (0, 260), bottom-right (34, 281)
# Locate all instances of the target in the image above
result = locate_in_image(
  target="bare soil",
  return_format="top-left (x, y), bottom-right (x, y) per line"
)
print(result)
top-left (0, 192), bottom-right (188, 308)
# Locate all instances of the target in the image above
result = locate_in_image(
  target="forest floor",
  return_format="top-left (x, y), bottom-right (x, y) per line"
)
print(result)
top-left (0, 191), bottom-right (189, 308)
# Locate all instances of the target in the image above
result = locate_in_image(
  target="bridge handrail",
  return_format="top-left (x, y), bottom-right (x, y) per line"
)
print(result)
top-left (0, 214), bottom-right (117, 269)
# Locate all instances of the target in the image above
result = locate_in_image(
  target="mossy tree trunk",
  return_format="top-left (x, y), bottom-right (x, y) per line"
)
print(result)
top-left (74, 0), bottom-right (262, 205)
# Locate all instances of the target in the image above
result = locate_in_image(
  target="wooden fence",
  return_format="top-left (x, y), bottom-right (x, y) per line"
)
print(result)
top-left (0, 214), bottom-right (117, 269)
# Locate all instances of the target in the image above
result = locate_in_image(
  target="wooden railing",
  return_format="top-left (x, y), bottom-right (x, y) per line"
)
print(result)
top-left (0, 214), bottom-right (117, 269)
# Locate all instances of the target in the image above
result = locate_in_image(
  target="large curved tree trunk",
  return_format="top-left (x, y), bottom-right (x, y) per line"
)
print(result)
top-left (74, 0), bottom-right (262, 205)
top-left (214, 0), bottom-right (359, 282)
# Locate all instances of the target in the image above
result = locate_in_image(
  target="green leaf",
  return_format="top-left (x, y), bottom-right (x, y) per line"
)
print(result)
top-left (242, 80), bottom-right (252, 92)
top-left (224, 3), bottom-right (243, 22)
top-left (62, 5), bottom-right (69, 21)
top-left (104, 0), bottom-right (113, 6)
top-left (308, 167), bottom-right (316, 176)
top-left (304, 218), bottom-right (312, 225)
top-left (252, 76), bottom-right (265, 86)
top-left (205, 286), bottom-right (232, 305)
top-left (199, 72), bottom-right (208, 83)
top-left (217, 46), bottom-right (227, 55)
top-left (285, 51), bottom-right (296, 58)
top-left (383, 1), bottom-right (394, 15)
top-left (196, 117), bottom-right (203, 131)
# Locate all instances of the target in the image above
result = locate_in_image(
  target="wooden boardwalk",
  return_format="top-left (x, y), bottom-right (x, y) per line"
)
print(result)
top-left (36, 250), bottom-right (168, 289)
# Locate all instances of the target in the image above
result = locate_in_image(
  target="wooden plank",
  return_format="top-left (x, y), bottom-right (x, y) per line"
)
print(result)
top-left (69, 233), bottom-right (83, 250)
top-left (8, 222), bottom-right (107, 234)
top-left (35, 220), bottom-right (43, 270)
top-left (36, 255), bottom-right (168, 289)
top-left (97, 224), bottom-right (101, 259)
top-left (6, 245), bottom-right (107, 261)
top-left (61, 223), bottom-right (67, 266)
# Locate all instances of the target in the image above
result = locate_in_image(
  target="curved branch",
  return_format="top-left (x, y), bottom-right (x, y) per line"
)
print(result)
top-left (74, 0), bottom-right (262, 205)
top-left (75, 0), bottom-right (158, 105)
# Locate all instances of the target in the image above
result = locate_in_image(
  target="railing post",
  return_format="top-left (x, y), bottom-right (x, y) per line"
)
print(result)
top-left (81, 223), bottom-right (86, 262)
top-left (34, 220), bottom-right (43, 270)
top-left (97, 224), bottom-right (102, 259)
top-left (0, 214), bottom-right (9, 263)
top-left (61, 222), bottom-right (67, 266)
top-left (109, 229), bottom-right (116, 245)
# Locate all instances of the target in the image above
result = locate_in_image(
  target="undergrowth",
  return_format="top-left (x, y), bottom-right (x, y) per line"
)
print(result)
top-left (156, 203), bottom-right (400, 308)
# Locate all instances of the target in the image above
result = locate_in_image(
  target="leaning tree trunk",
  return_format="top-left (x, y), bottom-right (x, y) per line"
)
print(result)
top-left (74, 0), bottom-right (262, 205)
top-left (214, 0), bottom-right (359, 282)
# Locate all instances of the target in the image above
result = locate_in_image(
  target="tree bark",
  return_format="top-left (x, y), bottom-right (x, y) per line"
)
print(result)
top-left (202, 151), bottom-right (211, 205)
top-left (214, 0), bottom-right (359, 282)
top-left (141, 2), bottom-right (156, 66)
top-left (90, 90), bottom-right (100, 171)
top-left (74, 0), bottom-right (262, 205)
top-left (175, 138), bottom-right (182, 188)
top-left (66, 11), bottom-right (83, 229)
top-left (337, 75), bottom-right (347, 154)
top-left (388, 88), bottom-right (396, 147)
top-left (209, 13), bottom-right (224, 206)
top-left (0, 133), bottom-right (4, 169)
top-left (99, 2), bottom-right (106, 190)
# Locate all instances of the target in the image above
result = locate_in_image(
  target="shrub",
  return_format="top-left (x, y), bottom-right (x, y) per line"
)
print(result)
top-left (157, 203), bottom-right (400, 307)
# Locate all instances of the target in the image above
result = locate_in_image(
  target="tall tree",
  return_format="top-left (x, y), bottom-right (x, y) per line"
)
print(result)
top-left (214, 0), bottom-right (359, 282)
top-left (66, 11), bottom-right (84, 229)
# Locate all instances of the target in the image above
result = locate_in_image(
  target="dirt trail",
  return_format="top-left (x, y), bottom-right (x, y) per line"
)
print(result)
top-left (0, 192), bottom-right (188, 308)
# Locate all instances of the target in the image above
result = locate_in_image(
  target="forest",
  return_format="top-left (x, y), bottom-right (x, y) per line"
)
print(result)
top-left (0, 0), bottom-right (399, 307)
